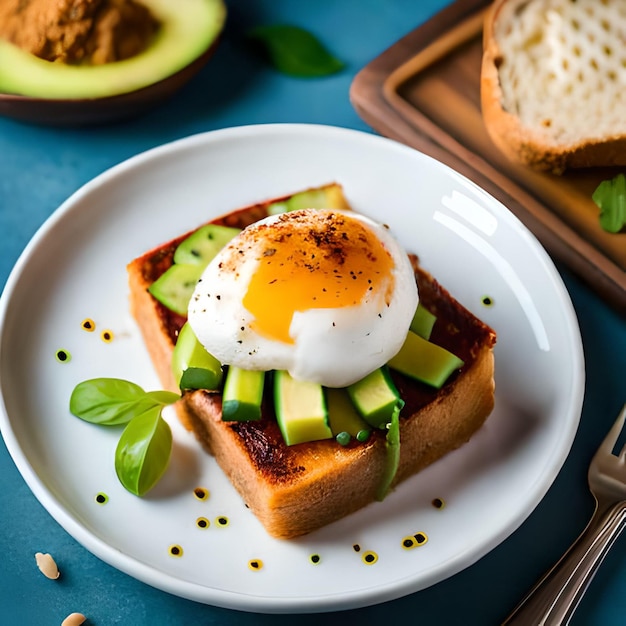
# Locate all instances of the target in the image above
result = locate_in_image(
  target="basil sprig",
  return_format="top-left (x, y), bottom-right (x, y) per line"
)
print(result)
top-left (70, 378), bottom-right (179, 425)
top-left (592, 173), bottom-right (626, 234)
top-left (115, 406), bottom-right (173, 496)
top-left (70, 378), bottom-right (180, 496)
top-left (247, 24), bottom-right (345, 77)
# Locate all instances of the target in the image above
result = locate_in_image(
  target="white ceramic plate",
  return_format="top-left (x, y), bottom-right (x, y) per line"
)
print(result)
top-left (0, 124), bottom-right (584, 613)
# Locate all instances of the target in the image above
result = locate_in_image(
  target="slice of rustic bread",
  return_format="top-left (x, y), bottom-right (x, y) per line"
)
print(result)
top-left (481, 0), bottom-right (626, 173)
top-left (127, 184), bottom-right (496, 539)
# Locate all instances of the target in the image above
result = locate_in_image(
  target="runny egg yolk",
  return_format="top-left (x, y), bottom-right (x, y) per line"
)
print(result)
top-left (241, 211), bottom-right (395, 344)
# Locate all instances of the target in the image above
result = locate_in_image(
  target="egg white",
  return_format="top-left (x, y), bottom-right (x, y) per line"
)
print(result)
top-left (187, 209), bottom-right (418, 388)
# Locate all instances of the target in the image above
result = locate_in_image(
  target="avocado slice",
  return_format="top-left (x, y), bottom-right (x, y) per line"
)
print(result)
top-left (171, 322), bottom-right (223, 391)
top-left (151, 225), bottom-right (238, 315)
top-left (267, 184), bottom-right (351, 215)
top-left (173, 224), bottom-right (240, 266)
top-left (409, 303), bottom-right (437, 340)
top-left (222, 367), bottom-right (265, 422)
top-left (387, 331), bottom-right (464, 389)
top-left (0, 0), bottom-right (226, 99)
top-left (347, 367), bottom-right (404, 429)
top-left (274, 371), bottom-right (333, 446)
top-left (148, 263), bottom-right (203, 316)
top-left (325, 387), bottom-right (371, 443)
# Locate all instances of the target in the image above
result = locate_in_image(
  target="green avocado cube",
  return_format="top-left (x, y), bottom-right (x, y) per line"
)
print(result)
top-left (171, 322), bottom-right (222, 391)
top-left (388, 331), bottom-right (464, 388)
top-left (274, 371), bottom-right (332, 445)
top-left (221, 367), bottom-right (265, 421)
top-left (347, 367), bottom-right (403, 429)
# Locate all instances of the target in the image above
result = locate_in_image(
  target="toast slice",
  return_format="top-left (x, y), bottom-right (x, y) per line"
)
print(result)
top-left (128, 184), bottom-right (496, 539)
top-left (481, 0), bottom-right (626, 173)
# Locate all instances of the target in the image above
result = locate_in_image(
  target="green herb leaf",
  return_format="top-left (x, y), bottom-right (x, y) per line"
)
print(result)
top-left (248, 24), bottom-right (345, 77)
top-left (115, 407), bottom-right (173, 496)
top-left (376, 401), bottom-right (402, 501)
top-left (146, 390), bottom-right (182, 405)
top-left (69, 378), bottom-right (179, 426)
top-left (592, 173), bottom-right (626, 233)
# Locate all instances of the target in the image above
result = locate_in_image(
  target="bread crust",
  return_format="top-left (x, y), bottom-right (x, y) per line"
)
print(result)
top-left (128, 188), bottom-right (496, 539)
top-left (481, 0), bottom-right (626, 174)
top-left (180, 337), bottom-right (494, 539)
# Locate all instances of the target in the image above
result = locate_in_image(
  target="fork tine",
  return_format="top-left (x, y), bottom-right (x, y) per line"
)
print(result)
top-left (596, 404), bottom-right (626, 458)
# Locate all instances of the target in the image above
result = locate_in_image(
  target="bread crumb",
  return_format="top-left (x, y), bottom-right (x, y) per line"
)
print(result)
top-left (34, 552), bottom-right (60, 580)
top-left (61, 613), bottom-right (86, 626)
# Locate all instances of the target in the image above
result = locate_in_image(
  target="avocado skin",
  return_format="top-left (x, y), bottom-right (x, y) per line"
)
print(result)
top-left (0, 0), bottom-right (226, 121)
top-left (0, 39), bottom-right (221, 126)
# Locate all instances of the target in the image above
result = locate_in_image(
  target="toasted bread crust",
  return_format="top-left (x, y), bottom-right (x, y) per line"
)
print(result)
top-left (180, 315), bottom-right (494, 538)
top-left (481, 0), bottom-right (626, 174)
top-left (128, 186), bottom-right (496, 538)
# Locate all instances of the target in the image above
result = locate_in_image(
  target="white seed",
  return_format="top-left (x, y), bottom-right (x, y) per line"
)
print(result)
top-left (34, 552), bottom-right (60, 580)
top-left (61, 613), bottom-right (86, 626)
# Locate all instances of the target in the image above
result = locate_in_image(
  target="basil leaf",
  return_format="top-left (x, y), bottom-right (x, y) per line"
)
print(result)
top-left (376, 401), bottom-right (403, 501)
top-left (248, 24), bottom-right (345, 77)
top-left (146, 390), bottom-right (182, 405)
top-left (115, 407), bottom-right (173, 496)
top-left (592, 173), bottom-right (626, 233)
top-left (69, 378), bottom-right (179, 426)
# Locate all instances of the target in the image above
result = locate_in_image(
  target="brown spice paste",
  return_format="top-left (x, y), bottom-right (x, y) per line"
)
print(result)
top-left (0, 0), bottom-right (158, 64)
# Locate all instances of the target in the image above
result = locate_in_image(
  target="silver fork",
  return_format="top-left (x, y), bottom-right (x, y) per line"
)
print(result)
top-left (503, 404), bottom-right (626, 625)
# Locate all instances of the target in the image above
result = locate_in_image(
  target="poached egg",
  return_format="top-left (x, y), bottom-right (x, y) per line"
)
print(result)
top-left (188, 208), bottom-right (418, 388)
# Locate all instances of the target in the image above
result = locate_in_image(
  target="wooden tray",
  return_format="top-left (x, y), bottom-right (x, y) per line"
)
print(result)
top-left (350, 0), bottom-right (625, 315)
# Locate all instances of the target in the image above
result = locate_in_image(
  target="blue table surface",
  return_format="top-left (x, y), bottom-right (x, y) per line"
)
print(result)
top-left (1, 1), bottom-right (624, 624)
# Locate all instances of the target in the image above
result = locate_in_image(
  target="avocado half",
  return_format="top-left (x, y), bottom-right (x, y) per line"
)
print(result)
top-left (0, 0), bottom-right (226, 100)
